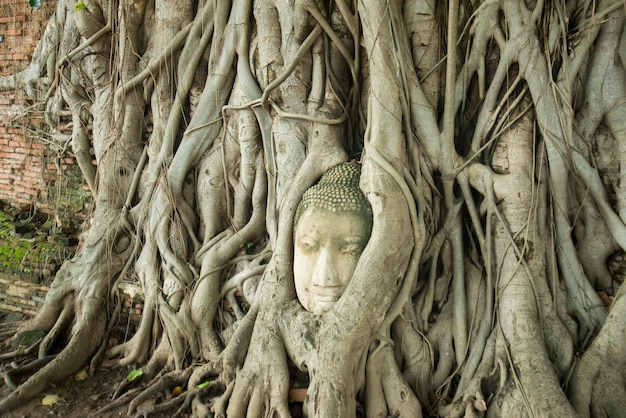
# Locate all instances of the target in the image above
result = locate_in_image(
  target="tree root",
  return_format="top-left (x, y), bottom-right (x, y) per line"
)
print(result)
top-left (365, 342), bottom-right (423, 417)
top-left (0, 322), bottom-right (21, 339)
top-left (97, 386), bottom-right (145, 414)
top-left (97, 359), bottom-right (226, 417)
top-left (104, 297), bottom-right (158, 368)
top-left (3, 355), bottom-right (55, 389)
top-left (224, 341), bottom-right (290, 418)
top-left (569, 287), bottom-right (626, 417)
top-left (0, 337), bottom-right (42, 362)
top-left (127, 368), bottom-right (193, 415)
top-left (0, 297), bottom-right (107, 414)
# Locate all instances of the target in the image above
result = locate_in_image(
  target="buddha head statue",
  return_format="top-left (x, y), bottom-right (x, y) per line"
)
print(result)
top-left (293, 162), bottom-right (373, 314)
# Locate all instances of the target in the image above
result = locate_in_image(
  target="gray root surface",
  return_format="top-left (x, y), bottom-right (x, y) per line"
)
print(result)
top-left (1, 0), bottom-right (626, 417)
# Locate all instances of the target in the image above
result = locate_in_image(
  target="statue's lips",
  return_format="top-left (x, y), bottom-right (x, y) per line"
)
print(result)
top-left (310, 289), bottom-right (342, 302)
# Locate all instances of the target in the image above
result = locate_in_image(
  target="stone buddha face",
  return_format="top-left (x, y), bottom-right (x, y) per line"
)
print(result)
top-left (293, 163), bottom-right (372, 314)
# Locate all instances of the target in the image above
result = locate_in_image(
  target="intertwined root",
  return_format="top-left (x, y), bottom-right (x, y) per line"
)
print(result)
top-left (0, 291), bottom-right (107, 414)
top-left (2, 0), bottom-right (626, 416)
top-left (569, 288), bottom-right (626, 417)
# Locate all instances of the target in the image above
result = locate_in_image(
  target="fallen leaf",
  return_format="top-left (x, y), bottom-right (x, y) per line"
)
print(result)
top-left (171, 386), bottom-right (182, 398)
top-left (75, 369), bottom-right (89, 381)
top-left (41, 394), bottom-right (60, 406)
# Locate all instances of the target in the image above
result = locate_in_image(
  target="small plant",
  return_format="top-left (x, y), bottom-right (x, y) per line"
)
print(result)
top-left (127, 368), bottom-right (143, 382)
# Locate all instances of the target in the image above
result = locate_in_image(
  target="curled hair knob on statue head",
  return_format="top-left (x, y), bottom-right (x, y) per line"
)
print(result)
top-left (294, 162), bottom-right (373, 231)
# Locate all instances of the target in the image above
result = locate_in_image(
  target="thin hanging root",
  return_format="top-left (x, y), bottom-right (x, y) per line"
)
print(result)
top-left (260, 25), bottom-right (323, 108)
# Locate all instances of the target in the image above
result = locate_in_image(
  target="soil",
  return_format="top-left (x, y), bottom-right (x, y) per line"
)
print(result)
top-left (0, 353), bottom-right (307, 418)
top-left (0, 313), bottom-right (308, 418)
top-left (0, 367), bottom-right (158, 418)
top-left (0, 310), bottom-right (185, 418)
top-left (0, 353), bottom-right (191, 418)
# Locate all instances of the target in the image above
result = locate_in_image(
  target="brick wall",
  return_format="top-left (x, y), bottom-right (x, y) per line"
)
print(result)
top-left (0, 0), bottom-right (54, 70)
top-left (0, 0), bottom-right (90, 283)
top-left (0, 0), bottom-right (90, 223)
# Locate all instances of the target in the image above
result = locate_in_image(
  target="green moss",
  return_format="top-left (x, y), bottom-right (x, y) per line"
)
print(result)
top-left (0, 207), bottom-right (76, 283)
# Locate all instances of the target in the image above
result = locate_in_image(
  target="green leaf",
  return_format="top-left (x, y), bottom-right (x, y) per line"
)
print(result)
top-left (196, 381), bottom-right (211, 389)
top-left (28, 0), bottom-right (41, 9)
top-left (246, 241), bottom-right (254, 249)
top-left (75, 0), bottom-right (85, 11)
top-left (127, 368), bottom-right (144, 382)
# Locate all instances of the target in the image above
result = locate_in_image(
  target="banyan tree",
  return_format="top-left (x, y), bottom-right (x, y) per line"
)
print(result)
top-left (2, 0), bottom-right (626, 416)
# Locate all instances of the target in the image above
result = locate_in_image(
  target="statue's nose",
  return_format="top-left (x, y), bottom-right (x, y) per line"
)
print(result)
top-left (311, 247), bottom-right (340, 288)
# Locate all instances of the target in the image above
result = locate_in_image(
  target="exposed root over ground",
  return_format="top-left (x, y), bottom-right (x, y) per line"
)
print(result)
top-left (2, 0), bottom-right (626, 416)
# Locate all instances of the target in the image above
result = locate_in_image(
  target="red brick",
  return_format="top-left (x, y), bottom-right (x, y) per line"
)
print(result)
top-left (0, 16), bottom-right (24, 24)
top-left (0, 0), bottom-right (88, 225)
top-left (4, 152), bottom-right (26, 160)
top-left (5, 29), bottom-right (23, 37)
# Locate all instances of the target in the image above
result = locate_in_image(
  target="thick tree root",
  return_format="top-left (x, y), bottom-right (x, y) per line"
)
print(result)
top-left (365, 342), bottom-right (423, 417)
top-left (0, 299), bottom-right (106, 413)
top-left (569, 287), bottom-right (626, 417)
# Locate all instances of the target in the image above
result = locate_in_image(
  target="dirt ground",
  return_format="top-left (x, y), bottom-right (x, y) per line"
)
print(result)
top-left (0, 366), bottom-right (162, 418)
top-left (0, 312), bottom-right (308, 418)
top-left (0, 354), bottom-right (307, 418)
top-left (0, 310), bottom-right (187, 418)
top-left (0, 352), bottom-right (192, 418)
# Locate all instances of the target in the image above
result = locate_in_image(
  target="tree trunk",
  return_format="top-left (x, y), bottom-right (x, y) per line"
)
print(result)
top-left (2, 0), bottom-right (626, 416)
